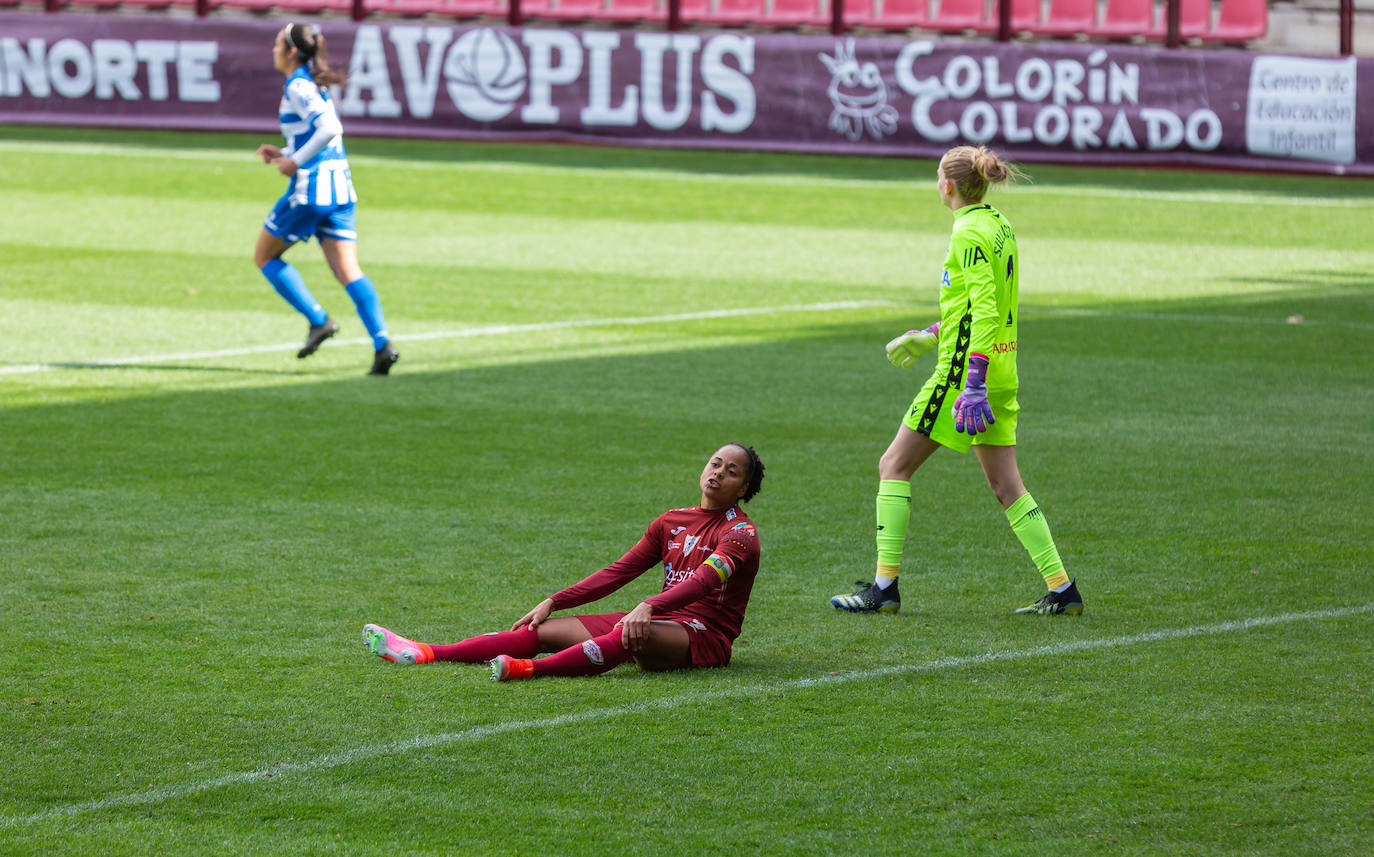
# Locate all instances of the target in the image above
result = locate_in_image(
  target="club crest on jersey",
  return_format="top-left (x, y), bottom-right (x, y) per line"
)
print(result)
top-left (682, 535), bottom-right (699, 555)
top-left (581, 639), bottom-right (604, 665)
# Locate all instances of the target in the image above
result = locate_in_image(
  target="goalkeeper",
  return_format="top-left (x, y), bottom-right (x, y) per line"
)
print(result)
top-left (830, 145), bottom-right (1083, 617)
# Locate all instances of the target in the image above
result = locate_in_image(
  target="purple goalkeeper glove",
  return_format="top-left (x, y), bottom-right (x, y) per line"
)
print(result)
top-left (885, 321), bottom-right (941, 369)
top-left (953, 353), bottom-right (994, 435)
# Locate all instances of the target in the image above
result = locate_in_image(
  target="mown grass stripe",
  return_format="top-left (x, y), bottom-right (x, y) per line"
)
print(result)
top-left (5, 602), bottom-right (1367, 831)
top-left (0, 301), bottom-right (892, 376)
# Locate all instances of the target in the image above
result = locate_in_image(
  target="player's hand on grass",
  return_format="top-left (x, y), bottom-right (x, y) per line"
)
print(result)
top-left (512, 598), bottom-right (555, 632)
top-left (885, 322), bottom-right (940, 369)
top-left (953, 354), bottom-right (995, 435)
top-left (615, 602), bottom-right (654, 651)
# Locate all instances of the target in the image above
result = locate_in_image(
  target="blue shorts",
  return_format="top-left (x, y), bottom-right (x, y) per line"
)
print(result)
top-left (263, 191), bottom-right (357, 245)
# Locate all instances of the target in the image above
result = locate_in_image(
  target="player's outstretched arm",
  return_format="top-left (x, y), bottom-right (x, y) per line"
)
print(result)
top-left (512, 598), bottom-right (556, 631)
top-left (885, 322), bottom-right (941, 369)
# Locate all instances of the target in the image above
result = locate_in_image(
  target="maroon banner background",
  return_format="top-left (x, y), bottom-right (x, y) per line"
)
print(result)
top-left (2, 11), bottom-right (1369, 174)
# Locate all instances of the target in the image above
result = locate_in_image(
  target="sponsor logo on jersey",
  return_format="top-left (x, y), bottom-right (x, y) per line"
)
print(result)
top-left (726, 509), bottom-right (737, 520)
top-left (581, 639), bottom-right (604, 665)
top-left (664, 561), bottom-right (692, 585)
top-left (730, 522), bottom-right (756, 537)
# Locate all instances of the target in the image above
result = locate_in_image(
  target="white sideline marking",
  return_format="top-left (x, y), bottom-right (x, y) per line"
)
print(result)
top-left (0, 301), bottom-right (893, 377)
top-left (2, 139), bottom-right (1367, 207)
top-left (3, 602), bottom-right (1368, 830)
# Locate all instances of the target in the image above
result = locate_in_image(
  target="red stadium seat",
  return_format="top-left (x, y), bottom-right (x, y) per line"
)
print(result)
top-left (1146, 0), bottom-right (1209, 38)
top-left (1031, 0), bottom-right (1096, 36)
top-left (676, 0), bottom-right (711, 22)
top-left (1092, 0), bottom-right (1153, 38)
top-left (972, 0), bottom-right (1040, 32)
top-left (847, 0), bottom-right (930, 30)
top-left (522, 0), bottom-right (604, 19)
top-left (765, 0), bottom-right (830, 26)
top-left (364, 0), bottom-right (504, 15)
top-left (701, 0), bottom-right (767, 24)
top-left (929, 0), bottom-right (987, 32)
top-left (1202, 0), bottom-right (1265, 42)
top-left (215, 0), bottom-right (279, 10)
top-left (216, 0), bottom-right (352, 10)
top-left (118, 0), bottom-right (185, 9)
top-left (601, 0), bottom-right (661, 22)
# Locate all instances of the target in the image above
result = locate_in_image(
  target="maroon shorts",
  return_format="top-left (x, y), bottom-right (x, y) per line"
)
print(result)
top-left (574, 612), bottom-right (733, 668)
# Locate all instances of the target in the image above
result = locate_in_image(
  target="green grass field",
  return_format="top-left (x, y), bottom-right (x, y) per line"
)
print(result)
top-left (1, 124), bottom-right (1371, 856)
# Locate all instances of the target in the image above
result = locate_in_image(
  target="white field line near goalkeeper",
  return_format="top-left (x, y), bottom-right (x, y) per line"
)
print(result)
top-left (3, 602), bottom-right (1369, 831)
top-left (0, 301), bottom-right (1358, 378)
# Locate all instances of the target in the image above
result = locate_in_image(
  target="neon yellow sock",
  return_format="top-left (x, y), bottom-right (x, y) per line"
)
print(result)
top-left (1005, 493), bottom-right (1070, 590)
top-left (876, 479), bottom-right (912, 578)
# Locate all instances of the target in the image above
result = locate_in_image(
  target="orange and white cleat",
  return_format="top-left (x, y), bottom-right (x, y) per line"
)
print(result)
top-left (362, 623), bottom-right (434, 665)
top-left (489, 654), bottom-right (534, 682)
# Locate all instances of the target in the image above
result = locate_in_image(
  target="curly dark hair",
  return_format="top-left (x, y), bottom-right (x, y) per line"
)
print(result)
top-left (727, 443), bottom-right (765, 504)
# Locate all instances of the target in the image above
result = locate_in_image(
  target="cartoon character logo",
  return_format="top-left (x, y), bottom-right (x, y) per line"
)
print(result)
top-left (444, 28), bottom-right (526, 122)
top-left (819, 39), bottom-right (898, 142)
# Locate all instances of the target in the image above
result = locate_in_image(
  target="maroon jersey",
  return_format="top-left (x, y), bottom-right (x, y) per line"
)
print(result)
top-left (549, 504), bottom-right (762, 641)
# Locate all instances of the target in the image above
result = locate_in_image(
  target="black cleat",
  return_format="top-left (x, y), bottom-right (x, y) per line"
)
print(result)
top-left (1015, 580), bottom-right (1084, 615)
top-left (830, 579), bottom-right (900, 613)
top-left (297, 319), bottom-right (340, 359)
top-left (369, 343), bottom-right (399, 376)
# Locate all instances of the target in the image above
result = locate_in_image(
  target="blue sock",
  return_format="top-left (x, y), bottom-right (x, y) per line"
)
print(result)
top-left (261, 259), bottom-right (327, 326)
top-left (345, 276), bottom-right (390, 350)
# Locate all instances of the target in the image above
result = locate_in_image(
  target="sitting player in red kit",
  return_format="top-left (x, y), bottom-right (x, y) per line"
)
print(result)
top-left (362, 443), bottom-right (764, 681)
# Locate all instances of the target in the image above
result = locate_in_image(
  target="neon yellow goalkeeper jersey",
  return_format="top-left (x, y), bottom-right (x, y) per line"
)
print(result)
top-left (935, 202), bottom-right (1019, 393)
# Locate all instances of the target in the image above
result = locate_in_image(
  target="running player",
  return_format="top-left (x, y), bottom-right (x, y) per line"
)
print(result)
top-left (363, 444), bottom-right (765, 681)
top-left (830, 145), bottom-right (1083, 616)
top-left (253, 23), bottom-right (399, 376)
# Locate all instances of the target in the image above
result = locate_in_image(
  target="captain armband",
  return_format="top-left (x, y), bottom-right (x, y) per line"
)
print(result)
top-left (704, 553), bottom-right (734, 583)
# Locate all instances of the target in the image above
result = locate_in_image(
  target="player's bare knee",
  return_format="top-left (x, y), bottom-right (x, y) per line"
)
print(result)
top-left (878, 449), bottom-right (908, 480)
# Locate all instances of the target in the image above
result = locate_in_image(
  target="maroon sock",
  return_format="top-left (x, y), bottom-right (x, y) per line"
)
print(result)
top-left (429, 629), bottom-right (540, 663)
top-left (531, 629), bottom-right (634, 678)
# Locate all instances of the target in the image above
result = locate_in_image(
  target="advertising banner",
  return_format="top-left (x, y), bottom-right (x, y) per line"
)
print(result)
top-left (1, 11), bottom-right (1369, 173)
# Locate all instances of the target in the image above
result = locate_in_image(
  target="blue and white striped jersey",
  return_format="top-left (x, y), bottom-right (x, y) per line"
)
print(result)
top-left (279, 67), bottom-right (356, 208)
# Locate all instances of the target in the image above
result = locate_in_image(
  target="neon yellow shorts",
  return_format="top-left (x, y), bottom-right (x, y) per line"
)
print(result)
top-left (902, 373), bottom-right (1019, 452)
